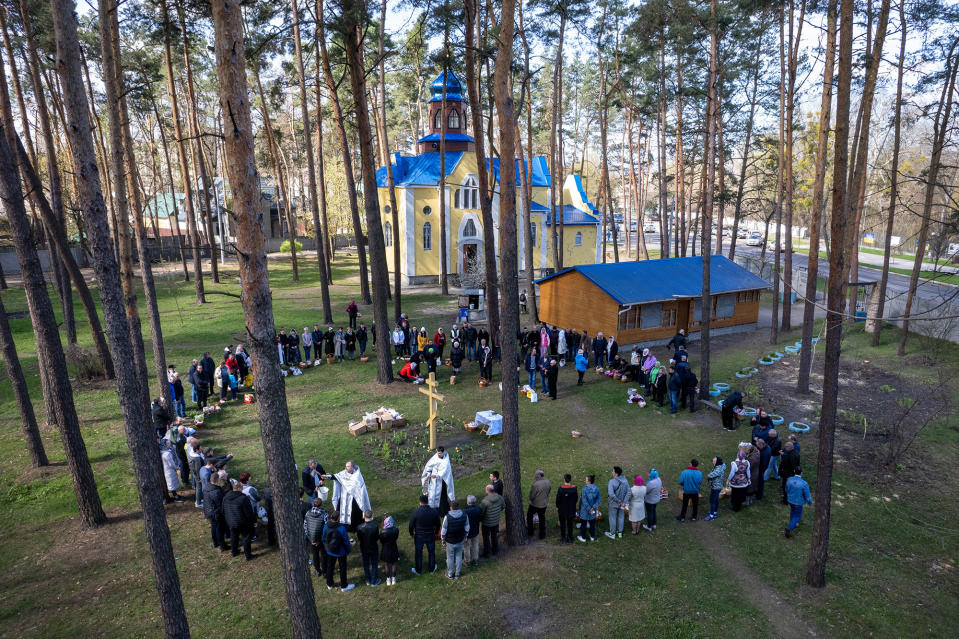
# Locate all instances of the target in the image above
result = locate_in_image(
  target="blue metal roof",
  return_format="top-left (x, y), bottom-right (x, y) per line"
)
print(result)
top-left (416, 132), bottom-right (475, 144)
top-left (534, 255), bottom-right (770, 305)
top-left (429, 70), bottom-right (465, 103)
top-left (376, 152), bottom-right (465, 187)
top-left (545, 204), bottom-right (600, 226)
top-left (488, 156), bottom-right (550, 187)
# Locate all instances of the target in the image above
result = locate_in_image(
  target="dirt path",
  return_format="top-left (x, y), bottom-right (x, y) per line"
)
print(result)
top-left (685, 522), bottom-right (821, 637)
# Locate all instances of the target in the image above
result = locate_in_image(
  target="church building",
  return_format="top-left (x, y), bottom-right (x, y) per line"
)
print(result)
top-left (376, 70), bottom-right (601, 286)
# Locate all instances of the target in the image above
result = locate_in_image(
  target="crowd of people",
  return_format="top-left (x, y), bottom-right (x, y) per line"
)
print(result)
top-left (151, 302), bottom-right (810, 590)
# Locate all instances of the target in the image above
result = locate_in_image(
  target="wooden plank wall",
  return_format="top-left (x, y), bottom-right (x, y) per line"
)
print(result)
top-left (537, 271), bottom-right (620, 335)
top-left (539, 271), bottom-right (763, 346)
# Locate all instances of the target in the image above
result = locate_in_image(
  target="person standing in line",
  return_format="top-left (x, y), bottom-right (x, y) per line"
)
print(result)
top-left (223, 479), bottom-right (256, 561)
top-left (465, 322), bottom-right (477, 361)
top-left (677, 459), bottom-right (703, 522)
top-left (628, 475), bottom-right (647, 534)
top-left (356, 510), bottom-right (381, 586)
top-left (203, 472), bottom-right (229, 552)
top-left (606, 466), bottom-right (630, 539)
top-left (526, 470), bottom-right (552, 540)
top-left (392, 325), bottom-right (405, 357)
top-left (704, 457), bottom-right (727, 521)
top-left (668, 367), bottom-right (682, 414)
top-left (489, 471), bottom-right (504, 496)
top-left (379, 515), bottom-right (400, 585)
top-left (408, 494), bottom-right (440, 575)
top-left (547, 359), bottom-right (559, 400)
top-left (643, 469), bottom-right (662, 530)
top-left (441, 499), bottom-right (469, 579)
top-left (322, 511), bottom-right (354, 591)
top-left (784, 467), bottom-right (812, 538)
top-left (727, 450), bottom-right (752, 512)
top-left (301, 326), bottom-right (313, 362)
top-left (357, 324), bottom-right (368, 356)
top-left (345, 328), bottom-right (357, 361)
top-left (555, 474), bottom-right (578, 543)
top-left (463, 495), bottom-right (482, 567)
top-left (577, 474), bottom-right (601, 542)
top-left (524, 347), bottom-right (538, 389)
top-left (303, 497), bottom-right (329, 578)
top-left (479, 484), bottom-right (505, 557)
top-left (779, 440), bottom-right (801, 505)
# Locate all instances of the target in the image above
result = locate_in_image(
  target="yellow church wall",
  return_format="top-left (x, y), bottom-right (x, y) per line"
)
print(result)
top-left (378, 152), bottom-right (599, 280)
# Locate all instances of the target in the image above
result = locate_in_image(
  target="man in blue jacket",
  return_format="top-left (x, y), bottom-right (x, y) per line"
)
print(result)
top-left (784, 467), bottom-right (813, 538)
top-left (677, 459), bottom-right (703, 522)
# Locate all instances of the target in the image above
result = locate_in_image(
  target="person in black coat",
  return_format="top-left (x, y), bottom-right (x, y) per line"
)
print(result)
top-left (379, 516), bottom-right (400, 584)
top-left (345, 329), bottom-right (357, 360)
top-left (547, 359), bottom-right (559, 400)
top-left (449, 341), bottom-right (465, 374)
top-left (592, 334), bottom-right (607, 368)
top-left (323, 328), bottom-right (335, 357)
top-left (356, 510), bottom-right (381, 586)
top-left (683, 370), bottom-right (698, 413)
top-left (408, 494), bottom-right (441, 574)
top-left (302, 459), bottom-right (327, 498)
top-left (152, 398), bottom-right (170, 441)
top-left (666, 329), bottom-right (687, 354)
top-left (555, 474), bottom-right (579, 543)
top-left (222, 480), bottom-right (256, 560)
top-left (191, 364), bottom-right (209, 410)
top-left (202, 474), bottom-right (229, 551)
top-left (478, 343), bottom-right (494, 381)
top-left (357, 324), bottom-right (368, 356)
top-left (200, 352), bottom-right (216, 387)
top-left (722, 391), bottom-right (746, 431)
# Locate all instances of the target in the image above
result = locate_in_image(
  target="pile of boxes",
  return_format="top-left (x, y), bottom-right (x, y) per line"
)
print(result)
top-left (349, 407), bottom-right (407, 436)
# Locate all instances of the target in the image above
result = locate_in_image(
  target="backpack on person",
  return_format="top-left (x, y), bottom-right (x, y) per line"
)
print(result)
top-left (323, 523), bottom-right (343, 555)
top-left (731, 461), bottom-right (749, 487)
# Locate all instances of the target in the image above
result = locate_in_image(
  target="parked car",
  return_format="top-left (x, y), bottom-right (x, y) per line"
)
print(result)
top-left (746, 232), bottom-right (764, 246)
top-left (643, 222), bottom-right (657, 233)
top-left (722, 227), bottom-right (732, 237)
top-left (737, 228), bottom-right (750, 239)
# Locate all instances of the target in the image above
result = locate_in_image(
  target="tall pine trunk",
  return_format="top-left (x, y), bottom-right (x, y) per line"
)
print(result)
top-left (0, 293), bottom-right (47, 467)
top-left (379, 0), bottom-right (401, 316)
top-left (0, 66), bottom-right (104, 526)
top-left (805, 0), bottom-right (853, 588)
top-left (898, 38), bottom-right (959, 355)
top-left (872, 3), bottom-right (905, 347)
top-left (317, 1), bottom-right (371, 304)
top-left (50, 0), bottom-right (190, 631)
top-left (464, 0), bottom-right (499, 332)
top-left (161, 0), bottom-right (205, 303)
top-left (700, 0), bottom-right (718, 399)
top-left (292, 0), bottom-right (332, 316)
top-left (492, 0), bottom-right (527, 548)
top-left (798, 0), bottom-right (837, 392)
top-left (781, 0), bottom-right (806, 331)
top-left (210, 1), bottom-right (324, 634)
top-left (313, 38), bottom-right (334, 285)
top-left (342, 0), bottom-right (394, 384)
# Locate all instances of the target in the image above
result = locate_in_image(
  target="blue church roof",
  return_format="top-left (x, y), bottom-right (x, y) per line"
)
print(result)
top-left (546, 205), bottom-right (600, 226)
top-left (534, 255), bottom-right (770, 306)
top-left (376, 152), bottom-right (466, 187)
top-left (529, 202), bottom-right (600, 226)
top-left (429, 70), bottom-right (465, 103)
top-left (416, 132), bottom-right (476, 144)
top-left (488, 156), bottom-right (550, 187)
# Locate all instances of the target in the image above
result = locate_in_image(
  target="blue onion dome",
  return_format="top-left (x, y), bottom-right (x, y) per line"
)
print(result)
top-left (429, 70), bottom-right (465, 103)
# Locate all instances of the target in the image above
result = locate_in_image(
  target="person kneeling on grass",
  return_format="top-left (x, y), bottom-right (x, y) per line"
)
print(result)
top-left (784, 467), bottom-right (813, 538)
top-left (398, 360), bottom-right (420, 383)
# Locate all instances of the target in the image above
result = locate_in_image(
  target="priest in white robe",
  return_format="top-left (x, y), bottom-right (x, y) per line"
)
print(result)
top-left (421, 447), bottom-right (455, 516)
top-left (330, 460), bottom-right (371, 531)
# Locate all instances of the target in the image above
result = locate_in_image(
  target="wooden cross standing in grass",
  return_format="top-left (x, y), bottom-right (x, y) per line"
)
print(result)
top-left (418, 372), bottom-right (445, 449)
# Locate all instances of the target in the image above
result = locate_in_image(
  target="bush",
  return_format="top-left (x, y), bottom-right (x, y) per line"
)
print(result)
top-left (280, 239), bottom-right (303, 254)
top-left (65, 344), bottom-right (105, 380)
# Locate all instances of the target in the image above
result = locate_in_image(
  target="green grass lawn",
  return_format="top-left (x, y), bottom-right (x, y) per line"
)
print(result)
top-left (1, 254), bottom-right (957, 638)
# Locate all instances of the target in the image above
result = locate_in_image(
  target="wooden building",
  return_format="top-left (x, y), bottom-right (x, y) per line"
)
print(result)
top-left (535, 256), bottom-right (770, 345)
